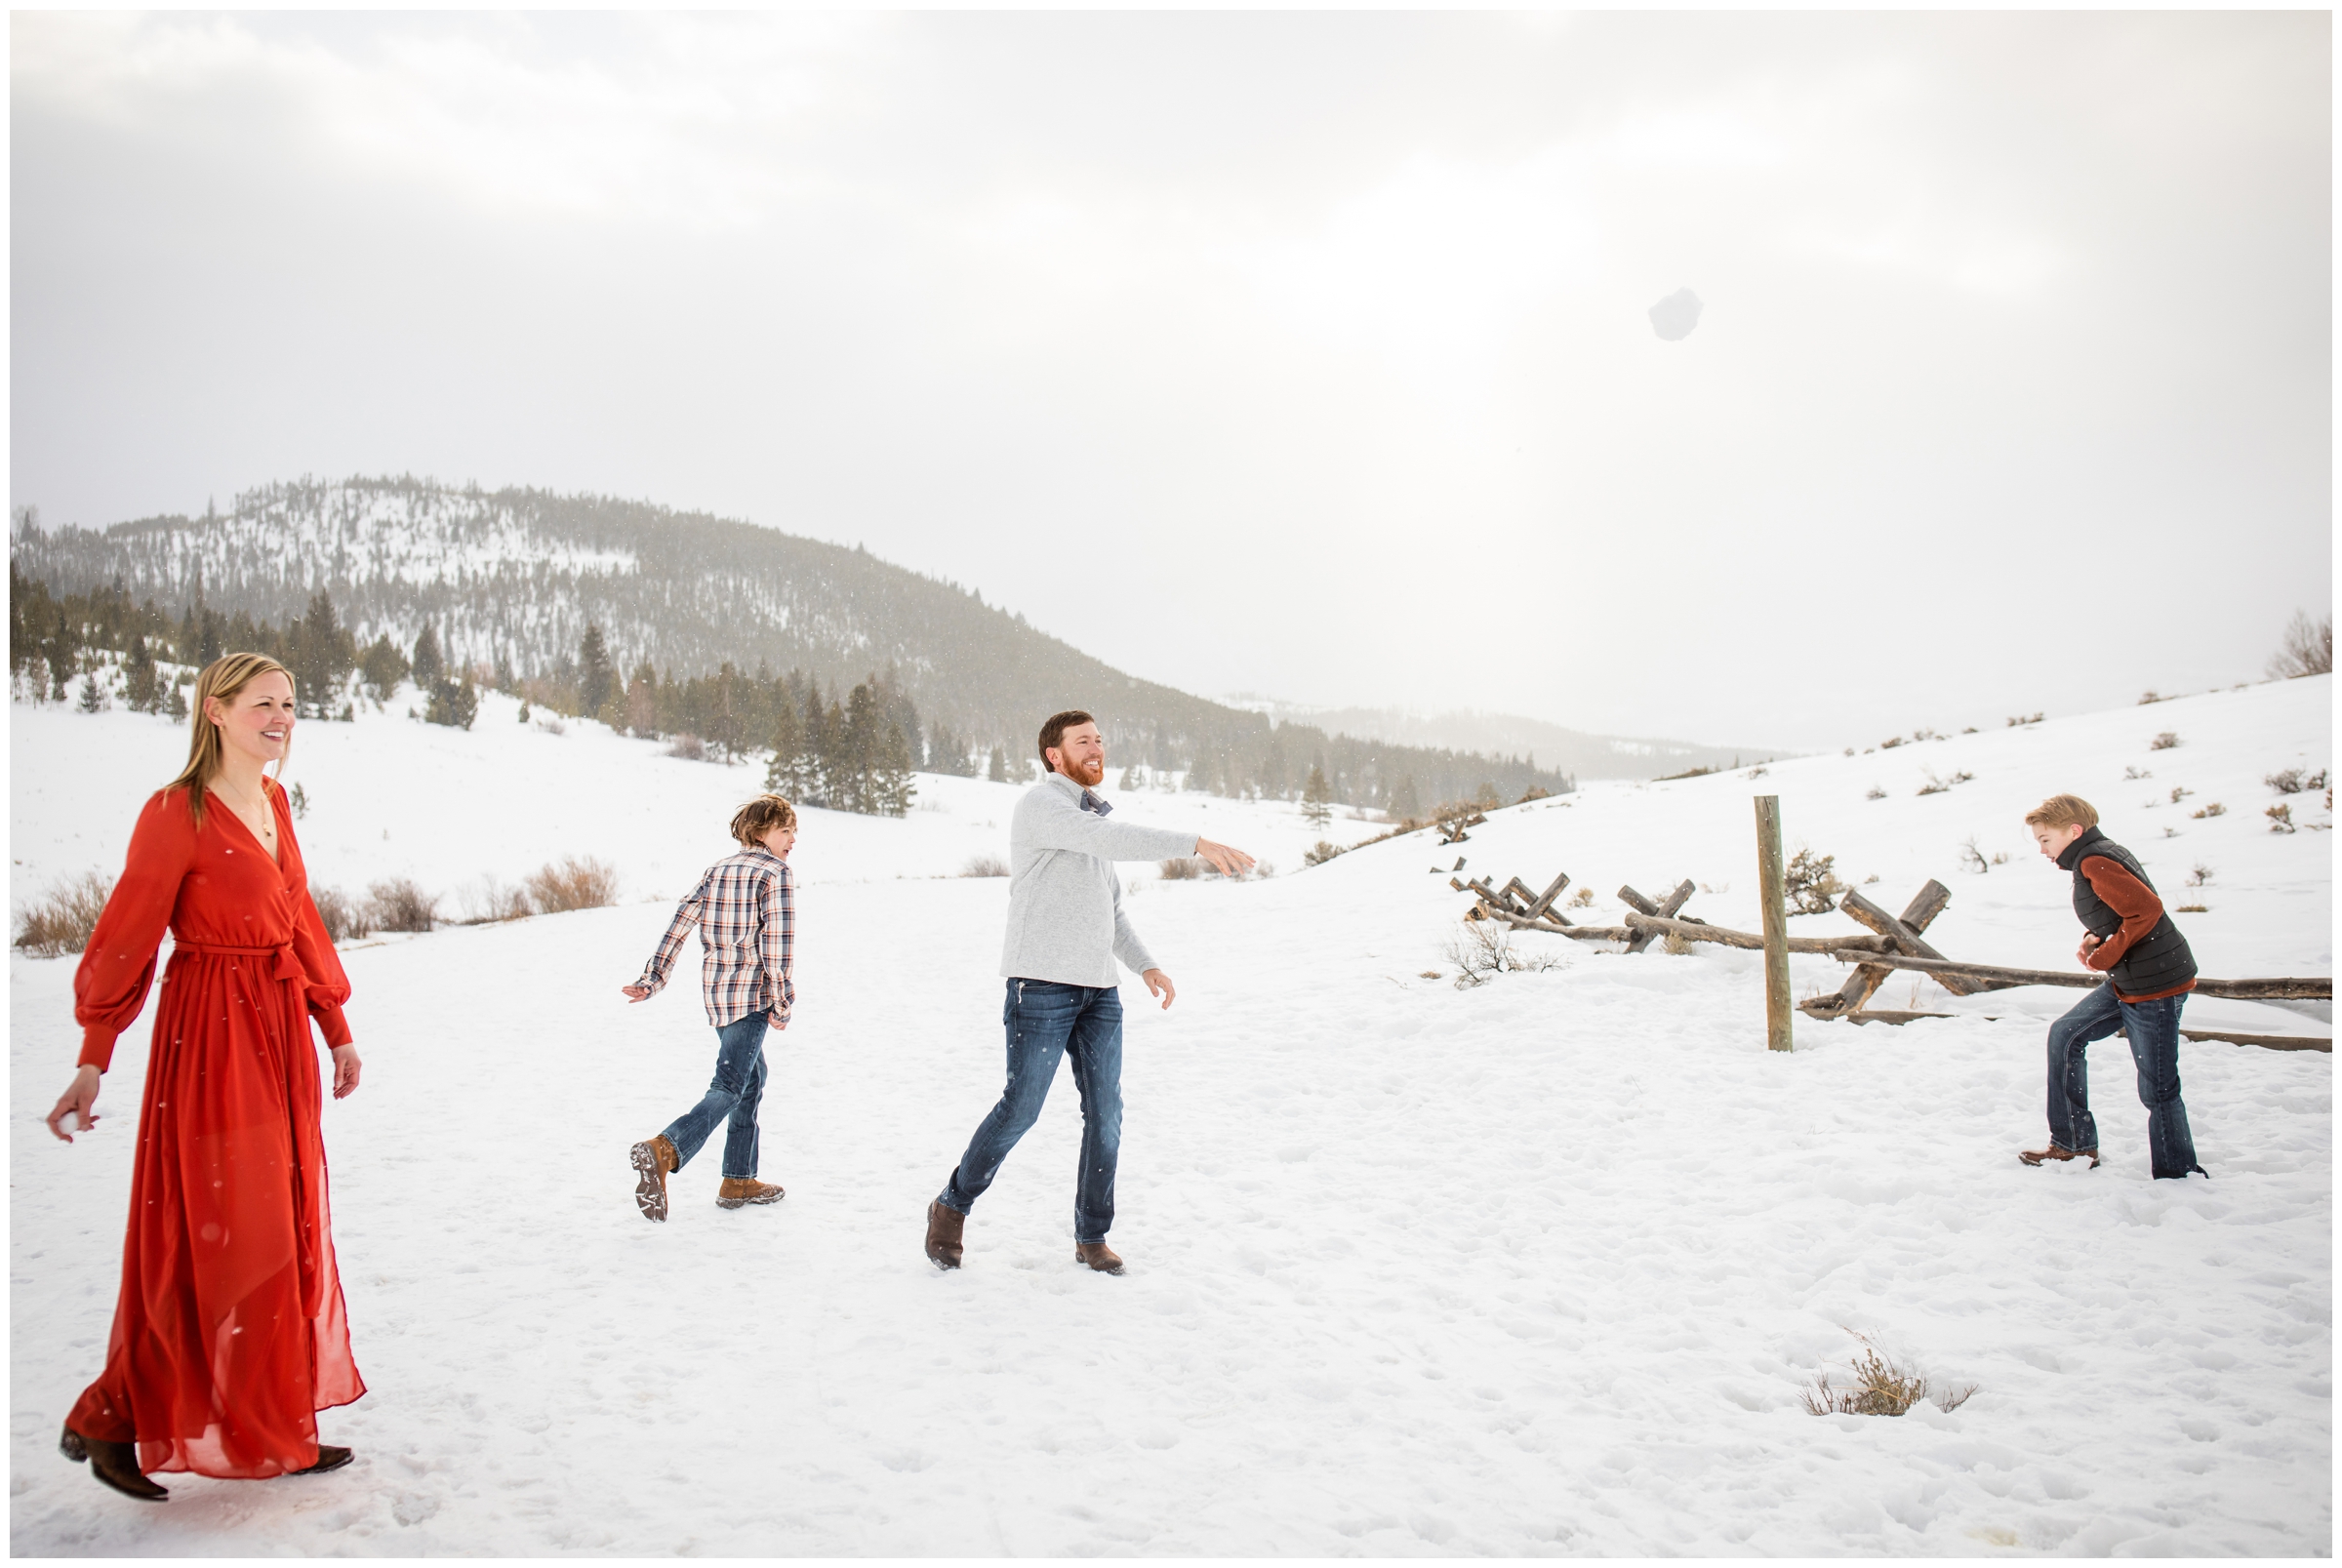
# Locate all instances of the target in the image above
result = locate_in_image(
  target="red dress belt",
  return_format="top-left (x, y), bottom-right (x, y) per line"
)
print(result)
top-left (170, 941), bottom-right (306, 984)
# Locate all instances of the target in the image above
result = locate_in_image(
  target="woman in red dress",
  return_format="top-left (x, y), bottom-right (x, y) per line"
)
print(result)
top-left (46, 652), bottom-right (367, 1502)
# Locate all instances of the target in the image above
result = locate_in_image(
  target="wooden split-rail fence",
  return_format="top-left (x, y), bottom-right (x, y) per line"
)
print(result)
top-left (1454, 869), bottom-right (2332, 1053)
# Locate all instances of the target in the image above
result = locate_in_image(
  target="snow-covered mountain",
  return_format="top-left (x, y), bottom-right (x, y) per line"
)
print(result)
top-left (11, 475), bottom-right (1575, 805)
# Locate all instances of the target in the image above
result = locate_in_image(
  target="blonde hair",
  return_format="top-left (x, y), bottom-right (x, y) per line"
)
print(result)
top-left (166, 652), bottom-right (297, 827)
top-left (730, 793), bottom-right (798, 847)
top-left (2023, 793), bottom-right (2099, 831)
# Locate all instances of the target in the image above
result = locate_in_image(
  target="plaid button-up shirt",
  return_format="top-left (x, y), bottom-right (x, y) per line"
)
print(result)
top-left (635, 847), bottom-right (796, 1027)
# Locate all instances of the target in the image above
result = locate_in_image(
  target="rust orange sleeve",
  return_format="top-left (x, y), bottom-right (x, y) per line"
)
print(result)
top-left (2080, 856), bottom-right (2165, 972)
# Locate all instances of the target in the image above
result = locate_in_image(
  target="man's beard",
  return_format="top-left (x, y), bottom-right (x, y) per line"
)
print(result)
top-left (1065, 755), bottom-right (1106, 787)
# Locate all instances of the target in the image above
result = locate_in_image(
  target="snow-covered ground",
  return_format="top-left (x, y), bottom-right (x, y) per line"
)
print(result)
top-left (10, 679), bottom-right (2331, 1554)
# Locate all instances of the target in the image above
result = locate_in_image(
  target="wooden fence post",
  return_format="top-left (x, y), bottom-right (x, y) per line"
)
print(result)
top-left (1755, 795), bottom-right (1793, 1052)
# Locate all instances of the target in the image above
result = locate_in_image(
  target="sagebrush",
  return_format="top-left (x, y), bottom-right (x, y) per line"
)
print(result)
top-left (526, 856), bottom-right (620, 913)
top-left (13, 870), bottom-right (115, 958)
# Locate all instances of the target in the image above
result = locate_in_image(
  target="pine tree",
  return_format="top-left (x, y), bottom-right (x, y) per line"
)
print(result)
top-left (988, 744), bottom-right (1009, 784)
top-left (77, 670), bottom-right (105, 712)
top-left (358, 635), bottom-right (410, 703)
top-left (873, 722), bottom-right (917, 817)
top-left (1302, 760), bottom-right (1333, 828)
top-left (412, 623), bottom-right (444, 689)
top-left (1390, 774), bottom-right (1421, 821)
top-left (165, 681), bottom-right (189, 720)
top-left (764, 691), bottom-right (805, 798)
top-left (123, 635), bottom-right (158, 713)
top-left (579, 623), bottom-right (615, 718)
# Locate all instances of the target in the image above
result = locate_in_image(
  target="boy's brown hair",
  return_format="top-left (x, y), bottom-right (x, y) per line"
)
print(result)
top-left (2023, 793), bottom-right (2099, 831)
top-left (1037, 708), bottom-right (1096, 768)
top-left (731, 793), bottom-right (798, 847)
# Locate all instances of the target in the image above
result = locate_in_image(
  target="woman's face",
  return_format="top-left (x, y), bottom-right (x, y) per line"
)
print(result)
top-left (206, 672), bottom-right (296, 770)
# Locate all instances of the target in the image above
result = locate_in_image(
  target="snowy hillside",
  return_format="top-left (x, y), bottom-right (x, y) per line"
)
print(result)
top-left (10, 678), bottom-right (2330, 1554)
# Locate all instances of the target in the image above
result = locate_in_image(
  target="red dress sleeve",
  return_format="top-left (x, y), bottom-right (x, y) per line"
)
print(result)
top-left (73, 789), bottom-right (198, 1071)
top-left (274, 780), bottom-right (354, 1048)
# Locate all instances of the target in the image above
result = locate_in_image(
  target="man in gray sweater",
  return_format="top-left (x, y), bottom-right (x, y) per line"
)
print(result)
top-left (926, 710), bottom-right (1253, 1274)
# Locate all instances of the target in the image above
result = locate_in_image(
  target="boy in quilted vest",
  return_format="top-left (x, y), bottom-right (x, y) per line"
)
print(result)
top-left (2020, 793), bottom-right (2205, 1179)
top-left (620, 794), bottom-right (798, 1220)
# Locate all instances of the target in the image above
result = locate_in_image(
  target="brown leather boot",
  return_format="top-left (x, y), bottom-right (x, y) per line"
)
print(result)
top-left (925, 1200), bottom-right (966, 1270)
top-left (292, 1444), bottom-right (354, 1475)
top-left (717, 1177), bottom-right (785, 1209)
top-left (60, 1425), bottom-right (168, 1502)
top-left (1073, 1241), bottom-right (1125, 1275)
top-left (630, 1135), bottom-right (680, 1222)
top-left (2019, 1144), bottom-right (2101, 1168)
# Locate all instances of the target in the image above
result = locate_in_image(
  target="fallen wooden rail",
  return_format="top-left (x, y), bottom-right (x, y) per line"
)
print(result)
top-left (1627, 911), bottom-right (1890, 956)
top-left (1819, 948), bottom-right (2332, 1002)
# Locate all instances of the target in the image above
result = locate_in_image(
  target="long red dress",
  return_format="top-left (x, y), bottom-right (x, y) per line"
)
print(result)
top-left (66, 777), bottom-right (365, 1478)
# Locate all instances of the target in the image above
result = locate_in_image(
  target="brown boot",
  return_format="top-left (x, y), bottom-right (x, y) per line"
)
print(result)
top-left (2019, 1144), bottom-right (2101, 1168)
top-left (925, 1200), bottom-right (966, 1270)
top-left (630, 1135), bottom-right (679, 1222)
top-left (1073, 1241), bottom-right (1125, 1275)
top-left (292, 1444), bottom-right (354, 1475)
top-left (717, 1177), bottom-right (785, 1209)
top-left (60, 1425), bottom-right (168, 1502)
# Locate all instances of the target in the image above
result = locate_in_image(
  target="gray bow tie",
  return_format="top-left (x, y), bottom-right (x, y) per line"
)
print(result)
top-left (1079, 788), bottom-right (1113, 818)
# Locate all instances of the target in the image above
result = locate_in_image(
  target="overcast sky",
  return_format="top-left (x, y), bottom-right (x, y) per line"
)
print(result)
top-left (11, 12), bottom-right (2330, 749)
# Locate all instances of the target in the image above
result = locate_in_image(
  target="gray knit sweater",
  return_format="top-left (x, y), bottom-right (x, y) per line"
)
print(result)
top-left (999, 772), bottom-right (1197, 986)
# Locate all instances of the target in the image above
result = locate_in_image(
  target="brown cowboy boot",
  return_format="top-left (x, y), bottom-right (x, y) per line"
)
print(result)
top-left (925, 1200), bottom-right (966, 1270)
top-left (1073, 1241), bottom-right (1125, 1275)
top-left (630, 1135), bottom-right (680, 1222)
top-left (60, 1425), bottom-right (168, 1502)
top-left (293, 1445), bottom-right (354, 1475)
top-left (2019, 1144), bottom-right (2101, 1169)
top-left (717, 1177), bottom-right (785, 1209)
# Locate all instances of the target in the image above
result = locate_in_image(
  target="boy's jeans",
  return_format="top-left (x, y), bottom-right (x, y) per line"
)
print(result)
top-left (662, 1012), bottom-right (770, 1181)
top-left (939, 980), bottom-right (1123, 1244)
top-left (2045, 984), bottom-right (2203, 1179)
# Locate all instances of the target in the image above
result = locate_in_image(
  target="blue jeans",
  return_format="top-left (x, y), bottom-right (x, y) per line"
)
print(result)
top-left (2045, 984), bottom-right (2203, 1179)
top-left (661, 1013), bottom-right (770, 1180)
top-left (939, 980), bottom-right (1123, 1244)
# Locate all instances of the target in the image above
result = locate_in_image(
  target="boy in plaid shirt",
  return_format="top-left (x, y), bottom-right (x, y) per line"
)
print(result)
top-left (622, 794), bottom-right (797, 1221)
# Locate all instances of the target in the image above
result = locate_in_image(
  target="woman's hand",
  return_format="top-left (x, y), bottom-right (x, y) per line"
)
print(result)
top-left (330, 1043), bottom-right (363, 1099)
top-left (48, 1065), bottom-right (101, 1142)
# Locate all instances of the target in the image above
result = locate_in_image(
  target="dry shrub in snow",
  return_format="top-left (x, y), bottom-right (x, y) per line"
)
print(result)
top-left (2266, 804), bottom-right (2296, 834)
top-left (311, 885), bottom-right (377, 944)
top-left (1567, 886), bottom-right (1596, 908)
top-left (2192, 802), bottom-right (2225, 819)
top-left (960, 854), bottom-right (1010, 878)
top-left (2266, 767), bottom-right (2328, 795)
top-left (666, 735), bottom-right (707, 761)
top-left (1783, 848), bottom-right (1846, 915)
top-left (1801, 1336), bottom-right (1973, 1418)
top-left (1302, 840), bottom-right (1343, 867)
top-left (1444, 919), bottom-right (1560, 988)
top-left (365, 877), bottom-right (441, 932)
top-left (2149, 731), bottom-right (2181, 751)
top-left (526, 856), bottom-right (620, 913)
top-left (2267, 609), bottom-right (2332, 679)
top-left (2185, 864), bottom-right (2213, 887)
top-left (13, 870), bottom-right (114, 958)
top-left (1865, 784), bottom-right (1887, 801)
top-left (460, 877), bottom-right (535, 924)
top-left (1157, 857), bottom-right (1209, 880)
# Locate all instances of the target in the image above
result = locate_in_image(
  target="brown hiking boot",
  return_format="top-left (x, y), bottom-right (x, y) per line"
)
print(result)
top-left (630, 1135), bottom-right (679, 1222)
top-left (292, 1444), bottom-right (354, 1475)
top-left (60, 1425), bottom-right (168, 1502)
top-left (717, 1177), bottom-right (785, 1209)
top-left (2019, 1144), bottom-right (2101, 1168)
top-left (925, 1200), bottom-right (965, 1270)
top-left (1073, 1241), bottom-right (1124, 1275)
